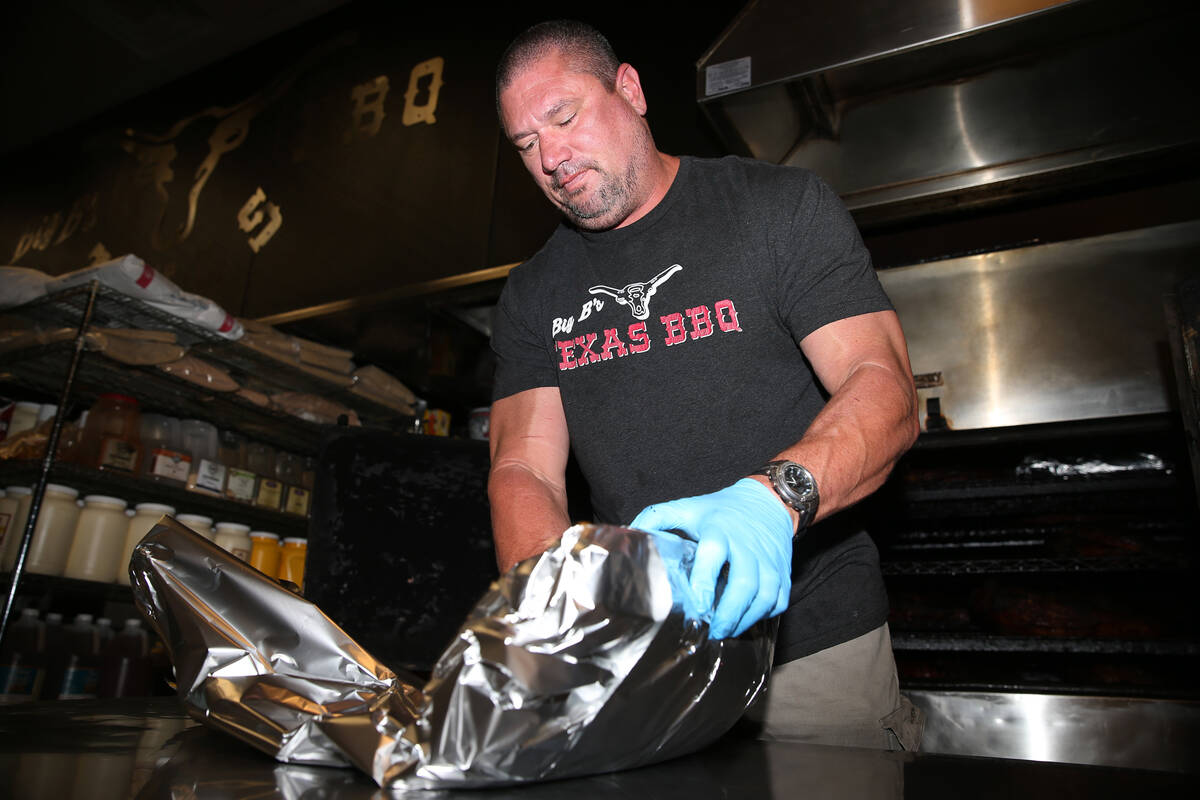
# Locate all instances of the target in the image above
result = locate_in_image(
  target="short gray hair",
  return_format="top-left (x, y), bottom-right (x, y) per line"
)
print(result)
top-left (496, 20), bottom-right (620, 114)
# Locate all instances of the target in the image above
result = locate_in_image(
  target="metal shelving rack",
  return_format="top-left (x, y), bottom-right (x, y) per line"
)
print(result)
top-left (0, 283), bottom-right (414, 646)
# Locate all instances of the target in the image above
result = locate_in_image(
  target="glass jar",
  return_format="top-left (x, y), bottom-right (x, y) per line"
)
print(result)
top-left (0, 492), bottom-right (20, 566)
top-left (0, 486), bottom-right (33, 571)
top-left (5, 401), bottom-right (41, 439)
top-left (117, 503), bottom-right (176, 586)
top-left (180, 420), bottom-right (226, 496)
top-left (213, 522), bottom-right (252, 562)
top-left (220, 431), bottom-right (256, 504)
top-left (246, 443), bottom-right (281, 511)
top-left (63, 495), bottom-right (130, 583)
top-left (277, 537), bottom-right (308, 593)
top-left (80, 394), bottom-right (142, 473)
top-left (248, 531), bottom-right (281, 577)
top-left (175, 513), bottom-right (214, 541)
top-left (24, 483), bottom-right (81, 576)
top-left (141, 414), bottom-right (191, 485)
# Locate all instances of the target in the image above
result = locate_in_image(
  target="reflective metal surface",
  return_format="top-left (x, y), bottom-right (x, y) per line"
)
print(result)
top-left (698, 0), bottom-right (1200, 220)
top-left (2, 697), bottom-right (1198, 798)
top-left (909, 690), bottom-right (1200, 772)
top-left (130, 517), bottom-right (773, 789)
top-left (878, 220), bottom-right (1200, 431)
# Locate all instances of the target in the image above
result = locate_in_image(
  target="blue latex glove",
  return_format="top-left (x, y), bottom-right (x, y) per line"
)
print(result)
top-left (630, 478), bottom-right (793, 639)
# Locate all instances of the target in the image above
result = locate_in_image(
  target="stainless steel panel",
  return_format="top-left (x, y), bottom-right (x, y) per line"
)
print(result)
top-left (878, 221), bottom-right (1200, 431)
top-left (908, 690), bottom-right (1200, 772)
top-left (698, 0), bottom-right (1200, 219)
top-left (699, 0), bottom-right (1077, 97)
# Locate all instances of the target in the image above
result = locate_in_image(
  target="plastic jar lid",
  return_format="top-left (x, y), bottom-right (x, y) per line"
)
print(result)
top-left (83, 495), bottom-right (128, 509)
top-left (176, 513), bottom-right (213, 525)
top-left (282, 537), bottom-right (308, 545)
top-left (214, 522), bottom-right (251, 534)
top-left (134, 502), bottom-right (177, 515)
top-left (249, 531), bottom-right (279, 540)
top-left (4, 486), bottom-right (32, 496)
top-left (14, 401), bottom-right (40, 411)
top-left (45, 483), bottom-right (79, 499)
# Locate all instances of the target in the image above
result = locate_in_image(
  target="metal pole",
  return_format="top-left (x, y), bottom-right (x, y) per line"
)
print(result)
top-left (0, 281), bottom-right (100, 648)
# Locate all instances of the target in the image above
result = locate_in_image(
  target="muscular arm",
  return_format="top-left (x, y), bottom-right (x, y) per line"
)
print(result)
top-left (488, 386), bottom-right (572, 572)
top-left (760, 309), bottom-right (920, 527)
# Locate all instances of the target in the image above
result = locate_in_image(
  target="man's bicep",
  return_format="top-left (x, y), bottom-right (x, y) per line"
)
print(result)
top-left (489, 386), bottom-right (571, 483)
top-left (799, 310), bottom-right (913, 395)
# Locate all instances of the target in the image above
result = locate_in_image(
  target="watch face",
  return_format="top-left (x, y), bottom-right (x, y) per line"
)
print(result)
top-left (780, 463), bottom-right (813, 499)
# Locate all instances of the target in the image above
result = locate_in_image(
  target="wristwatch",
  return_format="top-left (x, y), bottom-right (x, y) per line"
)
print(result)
top-left (753, 460), bottom-right (820, 532)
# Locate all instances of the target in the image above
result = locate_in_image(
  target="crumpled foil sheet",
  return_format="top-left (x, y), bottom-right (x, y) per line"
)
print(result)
top-left (130, 517), bottom-right (775, 790)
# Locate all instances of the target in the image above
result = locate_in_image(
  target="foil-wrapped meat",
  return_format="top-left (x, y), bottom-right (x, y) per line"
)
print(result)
top-left (130, 518), bottom-right (774, 789)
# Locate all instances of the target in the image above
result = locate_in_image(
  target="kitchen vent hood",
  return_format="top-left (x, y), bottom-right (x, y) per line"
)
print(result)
top-left (697, 0), bottom-right (1200, 224)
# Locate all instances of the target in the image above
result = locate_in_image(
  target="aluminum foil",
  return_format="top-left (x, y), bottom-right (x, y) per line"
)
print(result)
top-left (130, 517), bottom-right (775, 790)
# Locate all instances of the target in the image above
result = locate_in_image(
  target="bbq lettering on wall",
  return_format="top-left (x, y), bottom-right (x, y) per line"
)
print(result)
top-left (555, 300), bottom-right (741, 371)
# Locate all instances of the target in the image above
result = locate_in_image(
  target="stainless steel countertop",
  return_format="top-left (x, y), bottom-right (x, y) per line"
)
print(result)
top-left (1, 698), bottom-right (1197, 799)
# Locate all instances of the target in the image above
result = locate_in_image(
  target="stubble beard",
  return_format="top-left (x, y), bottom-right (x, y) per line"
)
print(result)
top-left (550, 127), bottom-right (655, 232)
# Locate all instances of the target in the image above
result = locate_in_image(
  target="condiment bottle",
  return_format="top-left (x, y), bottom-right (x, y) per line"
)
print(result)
top-left (24, 483), bottom-right (81, 576)
top-left (248, 531), bottom-right (281, 577)
top-left (1, 609), bottom-right (45, 704)
top-left (249, 442), bottom-right (282, 511)
top-left (57, 613), bottom-right (100, 700)
top-left (83, 394), bottom-right (143, 473)
top-left (99, 619), bottom-right (149, 698)
top-left (141, 414), bottom-right (191, 485)
top-left (220, 431), bottom-right (257, 504)
top-left (181, 420), bottom-right (226, 496)
top-left (277, 537), bottom-right (308, 593)
top-left (213, 522), bottom-right (252, 562)
top-left (0, 486), bottom-right (33, 571)
top-left (175, 513), bottom-right (214, 541)
top-left (63, 495), bottom-right (130, 582)
top-left (116, 503), bottom-right (176, 586)
top-left (277, 451), bottom-right (310, 516)
top-left (39, 612), bottom-right (66, 700)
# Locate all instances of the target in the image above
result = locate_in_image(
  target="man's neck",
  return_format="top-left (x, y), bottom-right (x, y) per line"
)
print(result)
top-left (614, 152), bottom-right (680, 230)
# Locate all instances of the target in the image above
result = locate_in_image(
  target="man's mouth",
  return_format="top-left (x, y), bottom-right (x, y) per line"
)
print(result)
top-left (555, 167), bottom-right (589, 192)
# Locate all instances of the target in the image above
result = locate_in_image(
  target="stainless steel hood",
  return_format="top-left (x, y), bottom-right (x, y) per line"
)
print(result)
top-left (697, 0), bottom-right (1200, 224)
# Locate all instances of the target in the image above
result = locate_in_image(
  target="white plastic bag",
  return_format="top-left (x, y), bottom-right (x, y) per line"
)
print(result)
top-left (45, 254), bottom-right (243, 339)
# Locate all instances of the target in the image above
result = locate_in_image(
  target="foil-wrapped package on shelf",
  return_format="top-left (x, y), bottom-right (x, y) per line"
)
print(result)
top-left (130, 517), bottom-right (775, 789)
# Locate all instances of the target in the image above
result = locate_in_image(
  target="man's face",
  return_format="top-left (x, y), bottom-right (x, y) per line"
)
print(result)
top-left (500, 51), bottom-right (654, 231)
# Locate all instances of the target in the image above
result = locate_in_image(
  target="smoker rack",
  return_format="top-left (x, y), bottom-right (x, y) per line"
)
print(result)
top-left (867, 413), bottom-right (1200, 699)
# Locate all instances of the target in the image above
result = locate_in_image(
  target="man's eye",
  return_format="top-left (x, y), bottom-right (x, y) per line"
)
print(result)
top-left (558, 114), bottom-right (575, 127)
top-left (517, 140), bottom-right (536, 153)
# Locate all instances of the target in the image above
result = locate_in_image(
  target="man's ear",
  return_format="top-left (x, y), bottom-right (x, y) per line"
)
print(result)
top-left (615, 63), bottom-right (648, 116)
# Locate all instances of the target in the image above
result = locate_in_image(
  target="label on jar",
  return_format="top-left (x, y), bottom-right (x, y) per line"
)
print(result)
top-left (193, 458), bottom-right (227, 494)
top-left (231, 545), bottom-right (251, 561)
top-left (58, 665), bottom-right (99, 699)
top-left (284, 486), bottom-right (311, 516)
top-left (0, 664), bottom-right (45, 701)
top-left (256, 479), bottom-right (283, 510)
top-left (99, 437), bottom-right (139, 472)
top-left (150, 448), bottom-right (192, 482)
top-left (226, 469), bottom-right (257, 502)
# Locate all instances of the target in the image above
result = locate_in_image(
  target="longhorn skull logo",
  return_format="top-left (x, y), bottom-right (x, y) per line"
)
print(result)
top-left (588, 263), bottom-right (682, 320)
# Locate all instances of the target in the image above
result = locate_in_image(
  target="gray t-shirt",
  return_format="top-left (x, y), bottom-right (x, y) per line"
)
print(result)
top-left (491, 155), bottom-right (892, 661)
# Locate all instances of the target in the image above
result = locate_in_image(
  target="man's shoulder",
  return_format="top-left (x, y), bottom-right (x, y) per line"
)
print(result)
top-left (685, 154), bottom-right (824, 192)
top-left (506, 224), bottom-right (581, 282)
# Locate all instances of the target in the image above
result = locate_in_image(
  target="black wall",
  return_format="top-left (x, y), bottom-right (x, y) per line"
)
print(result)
top-left (1, 1), bottom-right (744, 319)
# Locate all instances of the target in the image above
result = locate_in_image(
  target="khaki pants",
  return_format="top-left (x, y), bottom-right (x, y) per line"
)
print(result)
top-left (745, 623), bottom-right (923, 751)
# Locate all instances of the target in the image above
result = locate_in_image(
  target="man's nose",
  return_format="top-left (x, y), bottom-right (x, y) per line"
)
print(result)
top-left (540, 131), bottom-right (570, 174)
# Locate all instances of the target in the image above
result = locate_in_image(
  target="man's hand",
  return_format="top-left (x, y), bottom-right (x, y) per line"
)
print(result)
top-left (630, 479), bottom-right (793, 639)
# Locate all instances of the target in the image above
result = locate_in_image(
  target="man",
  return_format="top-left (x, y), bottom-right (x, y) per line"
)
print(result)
top-left (488, 20), bottom-right (921, 749)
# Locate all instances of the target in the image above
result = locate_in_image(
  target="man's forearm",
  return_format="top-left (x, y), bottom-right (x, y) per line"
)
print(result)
top-left (774, 360), bottom-right (919, 526)
top-left (489, 461), bottom-right (572, 572)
